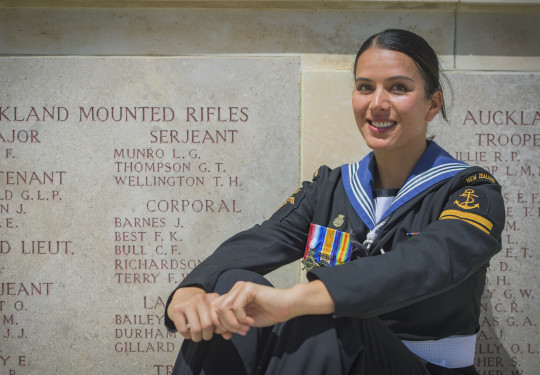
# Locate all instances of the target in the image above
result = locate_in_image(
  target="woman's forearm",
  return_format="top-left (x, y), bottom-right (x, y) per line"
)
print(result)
top-left (287, 280), bottom-right (335, 318)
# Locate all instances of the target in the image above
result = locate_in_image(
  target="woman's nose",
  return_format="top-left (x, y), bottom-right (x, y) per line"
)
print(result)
top-left (370, 88), bottom-right (389, 112)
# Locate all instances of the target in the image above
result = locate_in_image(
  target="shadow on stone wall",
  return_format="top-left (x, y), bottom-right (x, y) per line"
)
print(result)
top-left (476, 297), bottom-right (520, 374)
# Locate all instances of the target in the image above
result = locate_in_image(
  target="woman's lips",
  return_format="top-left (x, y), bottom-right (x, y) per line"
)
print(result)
top-left (368, 120), bottom-right (396, 132)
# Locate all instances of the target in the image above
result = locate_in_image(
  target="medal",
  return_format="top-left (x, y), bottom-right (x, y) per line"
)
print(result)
top-left (303, 223), bottom-right (353, 271)
top-left (302, 250), bottom-right (319, 271)
top-left (318, 258), bottom-right (329, 267)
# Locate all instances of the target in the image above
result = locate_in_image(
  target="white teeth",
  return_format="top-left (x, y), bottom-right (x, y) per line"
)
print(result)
top-left (371, 121), bottom-right (395, 128)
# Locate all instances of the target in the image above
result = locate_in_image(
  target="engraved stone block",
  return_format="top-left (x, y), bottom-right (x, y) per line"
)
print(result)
top-left (0, 56), bottom-right (300, 374)
top-left (431, 72), bottom-right (540, 374)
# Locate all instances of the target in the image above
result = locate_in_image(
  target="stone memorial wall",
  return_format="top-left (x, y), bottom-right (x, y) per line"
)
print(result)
top-left (0, 56), bottom-right (300, 374)
top-left (0, 2), bottom-right (539, 375)
top-left (432, 73), bottom-right (539, 375)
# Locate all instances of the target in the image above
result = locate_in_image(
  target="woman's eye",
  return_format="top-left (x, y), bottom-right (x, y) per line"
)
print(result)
top-left (356, 84), bottom-right (373, 93)
top-left (390, 84), bottom-right (409, 93)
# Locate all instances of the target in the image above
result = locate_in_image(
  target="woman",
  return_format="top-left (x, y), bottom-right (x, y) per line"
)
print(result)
top-left (165, 29), bottom-right (505, 375)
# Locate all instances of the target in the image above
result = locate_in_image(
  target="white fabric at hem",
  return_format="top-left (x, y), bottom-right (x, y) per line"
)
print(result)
top-left (402, 335), bottom-right (477, 369)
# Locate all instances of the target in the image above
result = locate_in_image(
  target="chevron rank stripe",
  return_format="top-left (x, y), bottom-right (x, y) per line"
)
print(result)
top-left (439, 209), bottom-right (494, 235)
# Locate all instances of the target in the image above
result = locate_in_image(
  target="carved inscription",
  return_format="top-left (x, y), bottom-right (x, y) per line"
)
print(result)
top-left (112, 106), bottom-right (245, 286)
top-left (454, 106), bottom-right (539, 375)
top-left (1, 103), bottom-right (268, 372)
top-left (1, 57), bottom-right (299, 374)
top-left (0, 103), bottom-right (69, 374)
top-left (0, 282), bottom-right (53, 373)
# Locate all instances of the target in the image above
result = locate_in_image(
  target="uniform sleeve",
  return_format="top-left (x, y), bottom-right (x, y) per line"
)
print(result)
top-left (308, 179), bottom-right (505, 319)
top-left (164, 167), bottom-right (331, 331)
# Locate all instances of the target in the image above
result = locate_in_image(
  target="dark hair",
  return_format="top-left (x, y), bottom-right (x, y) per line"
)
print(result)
top-left (353, 29), bottom-right (450, 121)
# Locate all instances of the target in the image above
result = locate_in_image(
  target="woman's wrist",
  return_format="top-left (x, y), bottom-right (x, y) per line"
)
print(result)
top-left (288, 280), bottom-right (335, 318)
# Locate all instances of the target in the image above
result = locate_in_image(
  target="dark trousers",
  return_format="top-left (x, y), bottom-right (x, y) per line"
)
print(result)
top-left (172, 270), bottom-right (477, 375)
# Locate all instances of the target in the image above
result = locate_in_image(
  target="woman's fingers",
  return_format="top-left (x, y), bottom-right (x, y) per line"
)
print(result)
top-left (167, 287), bottom-right (205, 339)
top-left (213, 281), bottom-right (255, 334)
top-left (167, 287), bottom-right (262, 342)
top-left (169, 281), bottom-right (276, 341)
top-left (216, 304), bottom-right (250, 334)
top-left (169, 291), bottom-right (220, 342)
top-left (183, 298), bottom-right (205, 342)
top-left (196, 302), bottom-right (216, 341)
top-left (174, 311), bottom-right (192, 340)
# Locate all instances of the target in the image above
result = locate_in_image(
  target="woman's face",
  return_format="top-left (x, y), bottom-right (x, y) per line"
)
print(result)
top-left (352, 47), bottom-right (442, 155)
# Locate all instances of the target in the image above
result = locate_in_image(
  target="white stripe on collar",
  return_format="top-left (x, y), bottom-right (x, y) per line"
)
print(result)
top-left (342, 142), bottom-right (468, 230)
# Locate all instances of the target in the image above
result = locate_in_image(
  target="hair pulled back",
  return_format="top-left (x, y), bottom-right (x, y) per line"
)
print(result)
top-left (354, 29), bottom-right (449, 121)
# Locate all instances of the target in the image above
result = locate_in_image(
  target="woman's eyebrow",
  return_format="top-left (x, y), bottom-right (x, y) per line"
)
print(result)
top-left (355, 77), bottom-right (371, 82)
top-left (388, 75), bottom-right (414, 82)
top-left (355, 75), bottom-right (414, 82)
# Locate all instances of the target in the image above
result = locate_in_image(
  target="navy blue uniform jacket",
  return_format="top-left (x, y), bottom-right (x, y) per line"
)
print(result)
top-left (165, 155), bottom-right (505, 341)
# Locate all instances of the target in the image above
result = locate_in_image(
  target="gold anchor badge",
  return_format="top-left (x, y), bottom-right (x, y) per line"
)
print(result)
top-left (454, 189), bottom-right (480, 210)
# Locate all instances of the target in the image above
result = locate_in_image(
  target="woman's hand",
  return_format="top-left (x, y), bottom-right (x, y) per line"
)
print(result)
top-left (213, 282), bottom-right (293, 333)
top-left (213, 280), bottom-right (336, 337)
top-left (167, 281), bottom-right (336, 342)
top-left (167, 287), bottom-right (228, 342)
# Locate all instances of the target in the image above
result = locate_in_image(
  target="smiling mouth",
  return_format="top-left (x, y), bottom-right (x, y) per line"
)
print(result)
top-left (368, 120), bottom-right (396, 129)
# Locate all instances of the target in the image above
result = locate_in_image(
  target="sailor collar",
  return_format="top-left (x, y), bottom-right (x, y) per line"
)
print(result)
top-left (342, 142), bottom-right (469, 230)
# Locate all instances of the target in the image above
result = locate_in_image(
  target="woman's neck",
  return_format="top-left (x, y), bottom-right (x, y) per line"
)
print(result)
top-left (373, 142), bottom-right (427, 189)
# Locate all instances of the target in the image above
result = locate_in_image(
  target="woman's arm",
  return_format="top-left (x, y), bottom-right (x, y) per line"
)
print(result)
top-left (167, 280), bottom-right (336, 341)
top-left (164, 166), bottom-right (337, 334)
top-left (310, 177), bottom-right (506, 319)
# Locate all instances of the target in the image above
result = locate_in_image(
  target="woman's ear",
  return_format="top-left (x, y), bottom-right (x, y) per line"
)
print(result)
top-left (425, 90), bottom-right (443, 122)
